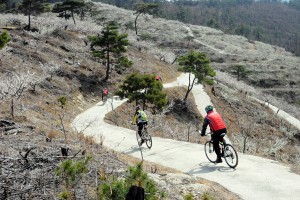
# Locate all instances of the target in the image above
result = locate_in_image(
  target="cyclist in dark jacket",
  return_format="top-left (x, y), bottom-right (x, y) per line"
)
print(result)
top-left (201, 105), bottom-right (227, 163)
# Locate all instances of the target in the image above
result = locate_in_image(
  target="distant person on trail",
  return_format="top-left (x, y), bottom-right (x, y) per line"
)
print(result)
top-left (155, 75), bottom-right (162, 81)
top-left (132, 105), bottom-right (148, 146)
top-left (102, 88), bottom-right (108, 101)
top-left (200, 105), bottom-right (227, 163)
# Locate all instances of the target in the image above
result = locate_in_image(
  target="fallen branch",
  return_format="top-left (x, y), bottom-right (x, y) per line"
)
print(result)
top-left (19, 147), bottom-right (36, 164)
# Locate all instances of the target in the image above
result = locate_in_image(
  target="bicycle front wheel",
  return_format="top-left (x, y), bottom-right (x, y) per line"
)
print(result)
top-left (223, 144), bottom-right (238, 168)
top-left (145, 132), bottom-right (152, 149)
top-left (204, 141), bottom-right (217, 163)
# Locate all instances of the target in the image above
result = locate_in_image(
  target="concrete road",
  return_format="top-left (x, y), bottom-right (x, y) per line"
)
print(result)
top-left (72, 73), bottom-right (300, 200)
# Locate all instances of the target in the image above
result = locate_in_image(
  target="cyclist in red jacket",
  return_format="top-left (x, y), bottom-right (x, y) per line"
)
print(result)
top-left (102, 88), bottom-right (108, 101)
top-left (201, 105), bottom-right (227, 163)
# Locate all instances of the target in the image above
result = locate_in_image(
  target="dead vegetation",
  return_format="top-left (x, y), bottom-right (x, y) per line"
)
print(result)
top-left (0, 2), bottom-right (299, 199)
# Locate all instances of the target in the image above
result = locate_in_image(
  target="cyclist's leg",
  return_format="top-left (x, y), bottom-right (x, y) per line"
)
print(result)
top-left (137, 122), bottom-right (145, 144)
top-left (221, 133), bottom-right (227, 145)
top-left (216, 129), bottom-right (227, 160)
top-left (212, 133), bottom-right (222, 162)
top-left (137, 122), bottom-right (143, 137)
top-left (219, 129), bottom-right (227, 144)
top-left (143, 121), bottom-right (148, 130)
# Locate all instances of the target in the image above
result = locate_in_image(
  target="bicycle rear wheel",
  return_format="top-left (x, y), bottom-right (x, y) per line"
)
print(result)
top-left (204, 141), bottom-right (217, 163)
top-left (144, 132), bottom-right (152, 149)
top-left (223, 144), bottom-right (238, 168)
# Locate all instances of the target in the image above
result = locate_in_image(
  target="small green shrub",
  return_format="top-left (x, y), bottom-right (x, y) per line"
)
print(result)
top-left (55, 156), bottom-right (92, 199)
top-left (57, 189), bottom-right (70, 200)
top-left (98, 162), bottom-right (160, 200)
top-left (0, 30), bottom-right (11, 50)
top-left (202, 191), bottom-right (214, 200)
top-left (57, 96), bottom-right (67, 109)
top-left (184, 192), bottom-right (194, 200)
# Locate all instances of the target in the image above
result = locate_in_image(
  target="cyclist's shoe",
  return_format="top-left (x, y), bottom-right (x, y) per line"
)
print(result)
top-left (215, 158), bottom-right (223, 164)
top-left (138, 141), bottom-right (142, 146)
top-left (138, 139), bottom-right (145, 146)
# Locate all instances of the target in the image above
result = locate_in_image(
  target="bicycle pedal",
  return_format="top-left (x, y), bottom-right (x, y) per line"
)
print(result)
top-left (225, 152), bottom-right (234, 158)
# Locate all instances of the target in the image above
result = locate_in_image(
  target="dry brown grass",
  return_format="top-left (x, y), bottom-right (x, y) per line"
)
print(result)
top-left (116, 152), bottom-right (182, 174)
top-left (78, 132), bottom-right (96, 145)
top-left (47, 129), bottom-right (59, 139)
top-left (85, 135), bottom-right (96, 145)
top-left (128, 47), bottom-right (180, 83)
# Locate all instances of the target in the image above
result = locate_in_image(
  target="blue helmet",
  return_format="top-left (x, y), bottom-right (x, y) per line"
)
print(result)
top-left (205, 105), bottom-right (214, 113)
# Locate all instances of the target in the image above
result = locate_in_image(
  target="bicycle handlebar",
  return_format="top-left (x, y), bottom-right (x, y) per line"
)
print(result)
top-left (129, 121), bottom-right (136, 125)
top-left (198, 131), bottom-right (211, 136)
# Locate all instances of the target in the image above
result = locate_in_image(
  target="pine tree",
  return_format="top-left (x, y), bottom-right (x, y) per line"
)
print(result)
top-left (178, 50), bottom-right (216, 102)
top-left (116, 73), bottom-right (167, 110)
top-left (52, 0), bottom-right (85, 24)
top-left (134, 3), bottom-right (159, 36)
top-left (88, 21), bottom-right (131, 81)
top-left (231, 64), bottom-right (248, 81)
top-left (20, 0), bottom-right (49, 31)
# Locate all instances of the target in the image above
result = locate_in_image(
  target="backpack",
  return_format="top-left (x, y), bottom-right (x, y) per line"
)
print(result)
top-left (138, 110), bottom-right (148, 121)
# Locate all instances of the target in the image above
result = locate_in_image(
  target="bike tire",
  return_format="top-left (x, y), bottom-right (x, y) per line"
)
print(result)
top-left (223, 144), bottom-right (238, 168)
top-left (204, 141), bottom-right (217, 163)
top-left (145, 132), bottom-right (152, 149)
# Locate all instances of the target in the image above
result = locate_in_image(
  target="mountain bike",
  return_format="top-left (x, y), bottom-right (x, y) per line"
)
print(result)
top-left (204, 132), bottom-right (238, 168)
top-left (136, 124), bottom-right (152, 149)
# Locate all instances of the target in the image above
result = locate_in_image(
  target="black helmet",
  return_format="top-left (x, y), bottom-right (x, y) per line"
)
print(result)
top-left (205, 105), bottom-right (214, 113)
top-left (136, 105), bottom-right (141, 110)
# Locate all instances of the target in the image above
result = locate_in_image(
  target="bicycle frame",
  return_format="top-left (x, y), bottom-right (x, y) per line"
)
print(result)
top-left (133, 122), bottom-right (152, 149)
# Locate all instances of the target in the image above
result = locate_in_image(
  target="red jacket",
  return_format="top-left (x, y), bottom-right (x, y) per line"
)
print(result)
top-left (201, 111), bottom-right (226, 134)
top-left (103, 89), bottom-right (108, 95)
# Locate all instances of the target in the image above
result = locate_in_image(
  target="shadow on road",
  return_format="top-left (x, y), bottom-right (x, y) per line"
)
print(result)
top-left (96, 101), bottom-right (107, 106)
top-left (122, 145), bottom-right (151, 155)
top-left (188, 163), bottom-right (236, 175)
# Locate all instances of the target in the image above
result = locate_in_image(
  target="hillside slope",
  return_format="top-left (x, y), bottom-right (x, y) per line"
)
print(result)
top-left (91, 2), bottom-right (300, 169)
top-left (0, 2), bottom-right (299, 199)
top-left (91, 3), bottom-right (300, 118)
